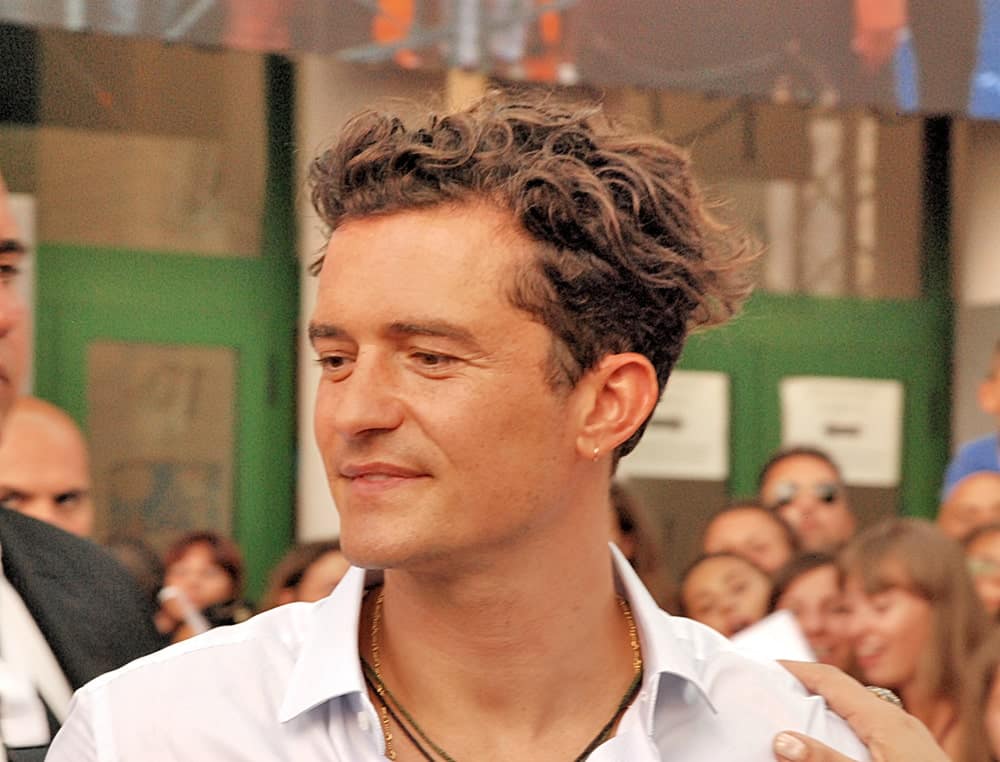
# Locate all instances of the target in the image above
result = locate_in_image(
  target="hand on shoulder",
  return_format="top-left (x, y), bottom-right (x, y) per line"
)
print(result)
top-left (773, 661), bottom-right (948, 762)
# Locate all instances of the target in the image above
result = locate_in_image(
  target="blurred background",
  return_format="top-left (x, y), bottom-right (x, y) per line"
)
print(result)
top-left (1, 0), bottom-right (998, 596)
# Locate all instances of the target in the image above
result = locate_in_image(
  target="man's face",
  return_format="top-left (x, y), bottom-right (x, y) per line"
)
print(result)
top-left (310, 204), bottom-right (586, 572)
top-left (0, 405), bottom-right (94, 537)
top-left (0, 184), bottom-right (27, 425)
top-left (937, 471), bottom-right (1000, 540)
top-left (760, 454), bottom-right (855, 552)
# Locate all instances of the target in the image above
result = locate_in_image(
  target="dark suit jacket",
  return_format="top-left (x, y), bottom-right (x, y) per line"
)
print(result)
top-left (0, 508), bottom-right (165, 758)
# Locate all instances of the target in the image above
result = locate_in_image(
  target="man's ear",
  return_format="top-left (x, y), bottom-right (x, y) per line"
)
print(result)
top-left (979, 377), bottom-right (1000, 417)
top-left (574, 353), bottom-right (658, 459)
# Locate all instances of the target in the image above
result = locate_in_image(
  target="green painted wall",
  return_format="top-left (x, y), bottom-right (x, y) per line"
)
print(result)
top-left (678, 291), bottom-right (951, 518)
top-left (32, 57), bottom-right (299, 600)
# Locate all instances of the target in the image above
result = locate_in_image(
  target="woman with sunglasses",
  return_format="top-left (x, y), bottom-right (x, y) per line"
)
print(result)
top-left (840, 518), bottom-right (990, 758)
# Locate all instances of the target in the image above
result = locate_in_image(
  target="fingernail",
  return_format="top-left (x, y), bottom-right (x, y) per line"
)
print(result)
top-left (774, 732), bottom-right (808, 761)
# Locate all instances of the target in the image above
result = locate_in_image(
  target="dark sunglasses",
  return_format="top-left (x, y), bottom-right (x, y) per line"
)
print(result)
top-left (766, 482), bottom-right (842, 512)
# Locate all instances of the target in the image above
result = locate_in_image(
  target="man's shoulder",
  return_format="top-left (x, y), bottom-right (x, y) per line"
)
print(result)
top-left (643, 613), bottom-right (870, 760)
top-left (647, 610), bottom-right (802, 688)
top-left (80, 602), bottom-right (315, 697)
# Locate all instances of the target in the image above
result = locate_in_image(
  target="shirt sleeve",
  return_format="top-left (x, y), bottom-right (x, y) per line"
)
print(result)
top-left (46, 690), bottom-right (100, 762)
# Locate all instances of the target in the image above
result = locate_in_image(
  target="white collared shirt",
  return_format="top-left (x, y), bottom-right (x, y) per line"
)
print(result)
top-left (48, 549), bottom-right (869, 761)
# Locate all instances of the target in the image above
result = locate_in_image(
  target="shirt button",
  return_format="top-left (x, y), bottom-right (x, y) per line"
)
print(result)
top-left (358, 712), bottom-right (371, 732)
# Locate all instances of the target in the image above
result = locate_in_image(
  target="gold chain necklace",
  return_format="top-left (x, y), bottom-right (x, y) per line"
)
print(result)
top-left (361, 587), bottom-right (644, 762)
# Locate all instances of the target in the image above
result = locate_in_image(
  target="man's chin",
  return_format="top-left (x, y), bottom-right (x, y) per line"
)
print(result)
top-left (338, 537), bottom-right (408, 571)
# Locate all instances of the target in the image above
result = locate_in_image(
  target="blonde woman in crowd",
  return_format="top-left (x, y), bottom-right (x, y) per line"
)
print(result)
top-left (958, 627), bottom-right (1000, 762)
top-left (840, 518), bottom-right (990, 758)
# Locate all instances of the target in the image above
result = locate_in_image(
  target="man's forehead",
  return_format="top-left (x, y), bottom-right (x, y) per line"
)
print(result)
top-left (319, 204), bottom-right (534, 273)
top-left (0, 173), bottom-right (22, 244)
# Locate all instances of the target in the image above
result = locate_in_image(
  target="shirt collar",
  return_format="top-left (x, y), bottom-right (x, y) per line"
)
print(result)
top-left (609, 544), bottom-right (717, 715)
top-left (279, 546), bottom-right (717, 723)
top-left (278, 564), bottom-right (381, 722)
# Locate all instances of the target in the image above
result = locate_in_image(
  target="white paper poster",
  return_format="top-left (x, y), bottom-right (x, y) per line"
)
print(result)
top-left (618, 370), bottom-right (729, 481)
top-left (780, 375), bottom-right (904, 487)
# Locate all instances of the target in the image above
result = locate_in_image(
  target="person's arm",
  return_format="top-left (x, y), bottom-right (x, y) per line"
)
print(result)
top-left (852, 0), bottom-right (906, 73)
top-left (774, 661), bottom-right (947, 762)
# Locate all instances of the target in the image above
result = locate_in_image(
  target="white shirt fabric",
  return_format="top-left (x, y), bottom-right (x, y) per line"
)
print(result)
top-left (0, 556), bottom-right (74, 750)
top-left (48, 549), bottom-right (870, 761)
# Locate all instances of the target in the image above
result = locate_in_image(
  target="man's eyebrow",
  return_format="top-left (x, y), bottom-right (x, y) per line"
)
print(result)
top-left (307, 320), bottom-right (483, 350)
top-left (387, 321), bottom-right (479, 347)
top-left (0, 239), bottom-right (25, 254)
top-left (307, 323), bottom-right (346, 343)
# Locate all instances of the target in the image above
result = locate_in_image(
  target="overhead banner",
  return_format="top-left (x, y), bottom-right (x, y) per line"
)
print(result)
top-left (2, 1), bottom-right (998, 118)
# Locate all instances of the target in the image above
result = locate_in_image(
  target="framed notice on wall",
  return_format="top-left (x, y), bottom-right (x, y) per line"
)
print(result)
top-left (780, 376), bottom-right (904, 487)
top-left (617, 370), bottom-right (730, 481)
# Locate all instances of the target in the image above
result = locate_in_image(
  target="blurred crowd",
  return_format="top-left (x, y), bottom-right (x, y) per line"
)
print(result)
top-left (4, 337), bottom-right (1000, 759)
top-left (3, 157), bottom-right (1000, 756)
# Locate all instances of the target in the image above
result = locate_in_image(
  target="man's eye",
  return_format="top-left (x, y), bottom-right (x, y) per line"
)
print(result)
top-left (413, 352), bottom-right (452, 367)
top-left (316, 355), bottom-right (347, 371)
top-left (0, 492), bottom-right (24, 509)
top-left (56, 492), bottom-right (85, 508)
top-left (0, 264), bottom-right (21, 283)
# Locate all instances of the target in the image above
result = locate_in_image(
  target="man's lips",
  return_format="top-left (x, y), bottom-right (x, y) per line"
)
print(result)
top-left (339, 462), bottom-right (427, 479)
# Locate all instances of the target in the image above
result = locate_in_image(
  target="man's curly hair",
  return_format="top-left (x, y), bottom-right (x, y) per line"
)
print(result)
top-left (309, 91), bottom-right (757, 457)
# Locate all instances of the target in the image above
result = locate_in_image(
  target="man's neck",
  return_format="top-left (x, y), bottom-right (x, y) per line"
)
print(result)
top-left (360, 537), bottom-right (639, 761)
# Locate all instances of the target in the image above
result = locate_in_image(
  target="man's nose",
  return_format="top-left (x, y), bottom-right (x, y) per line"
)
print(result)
top-left (326, 353), bottom-right (405, 438)
top-left (0, 288), bottom-right (24, 336)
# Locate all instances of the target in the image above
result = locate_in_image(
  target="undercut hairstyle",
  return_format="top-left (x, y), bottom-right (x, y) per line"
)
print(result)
top-left (757, 445), bottom-right (844, 492)
top-left (309, 90), bottom-right (757, 456)
top-left (839, 518), bottom-right (989, 702)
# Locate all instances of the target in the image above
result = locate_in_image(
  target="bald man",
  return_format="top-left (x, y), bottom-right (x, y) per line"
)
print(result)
top-left (936, 470), bottom-right (1000, 540)
top-left (0, 396), bottom-right (94, 537)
